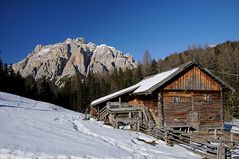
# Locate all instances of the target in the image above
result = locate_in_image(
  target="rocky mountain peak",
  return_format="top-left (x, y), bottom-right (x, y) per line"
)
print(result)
top-left (13, 37), bottom-right (137, 84)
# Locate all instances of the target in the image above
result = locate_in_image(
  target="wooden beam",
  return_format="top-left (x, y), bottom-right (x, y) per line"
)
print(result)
top-left (158, 92), bottom-right (164, 127)
top-left (119, 97), bottom-right (121, 107)
top-left (220, 91), bottom-right (223, 126)
top-left (97, 106), bottom-right (100, 120)
top-left (191, 92), bottom-right (194, 111)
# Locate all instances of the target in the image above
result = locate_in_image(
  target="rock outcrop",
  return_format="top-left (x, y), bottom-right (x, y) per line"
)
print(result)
top-left (13, 37), bottom-right (137, 83)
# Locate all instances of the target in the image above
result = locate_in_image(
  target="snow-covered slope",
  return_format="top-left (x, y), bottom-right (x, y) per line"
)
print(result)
top-left (0, 92), bottom-right (201, 159)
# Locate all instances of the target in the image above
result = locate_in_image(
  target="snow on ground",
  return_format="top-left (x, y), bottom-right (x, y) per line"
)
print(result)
top-left (0, 91), bottom-right (201, 159)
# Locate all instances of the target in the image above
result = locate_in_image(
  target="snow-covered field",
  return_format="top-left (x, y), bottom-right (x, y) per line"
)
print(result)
top-left (0, 91), bottom-right (201, 159)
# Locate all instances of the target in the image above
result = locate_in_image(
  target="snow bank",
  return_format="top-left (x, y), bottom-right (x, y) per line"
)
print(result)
top-left (0, 91), bottom-right (201, 159)
top-left (137, 135), bottom-right (156, 143)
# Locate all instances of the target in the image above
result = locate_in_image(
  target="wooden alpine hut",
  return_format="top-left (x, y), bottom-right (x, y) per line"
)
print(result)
top-left (90, 61), bottom-right (234, 131)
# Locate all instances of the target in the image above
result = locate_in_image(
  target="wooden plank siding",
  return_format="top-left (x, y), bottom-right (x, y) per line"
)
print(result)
top-left (193, 91), bottom-right (223, 129)
top-left (162, 91), bottom-right (192, 127)
top-left (128, 95), bottom-right (159, 121)
top-left (161, 91), bottom-right (223, 129)
top-left (160, 66), bottom-right (223, 130)
top-left (164, 66), bottom-right (221, 91)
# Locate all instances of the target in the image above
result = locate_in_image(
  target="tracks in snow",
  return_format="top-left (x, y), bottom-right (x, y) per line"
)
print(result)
top-left (70, 117), bottom-right (182, 159)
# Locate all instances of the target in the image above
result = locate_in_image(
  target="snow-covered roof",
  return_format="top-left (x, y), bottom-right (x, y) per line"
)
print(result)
top-left (133, 68), bottom-right (178, 94)
top-left (91, 67), bottom-right (179, 106)
top-left (91, 60), bottom-right (235, 107)
top-left (90, 84), bottom-right (141, 106)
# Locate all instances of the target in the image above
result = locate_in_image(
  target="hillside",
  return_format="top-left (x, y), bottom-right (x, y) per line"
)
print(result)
top-left (0, 91), bottom-right (200, 159)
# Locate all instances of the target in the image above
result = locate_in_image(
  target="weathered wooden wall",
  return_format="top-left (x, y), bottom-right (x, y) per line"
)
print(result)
top-left (162, 90), bottom-right (223, 129)
top-left (193, 91), bottom-right (223, 129)
top-left (164, 66), bottom-right (221, 91)
top-left (128, 95), bottom-right (159, 120)
top-left (162, 91), bottom-right (192, 127)
top-left (161, 66), bottom-right (223, 130)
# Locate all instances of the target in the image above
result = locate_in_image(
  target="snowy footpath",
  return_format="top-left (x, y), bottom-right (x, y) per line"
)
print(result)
top-left (0, 91), bottom-right (201, 159)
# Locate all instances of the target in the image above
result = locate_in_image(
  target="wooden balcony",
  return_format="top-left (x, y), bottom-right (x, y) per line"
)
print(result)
top-left (106, 102), bottom-right (144, 113)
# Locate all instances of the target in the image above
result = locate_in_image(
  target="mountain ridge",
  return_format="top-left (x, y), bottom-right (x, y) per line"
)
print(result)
top-left (13, 37), bottom-right (137, 83)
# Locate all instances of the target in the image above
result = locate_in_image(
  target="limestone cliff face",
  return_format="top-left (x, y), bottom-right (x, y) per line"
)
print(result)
top-left (87, 44), bottom-right (136, 74)
top-left (13, 38), bottom-right (137, 83)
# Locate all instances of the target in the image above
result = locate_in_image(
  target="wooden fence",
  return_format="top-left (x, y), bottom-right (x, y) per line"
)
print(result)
top-left (147, 126), bottom-right (239, 159)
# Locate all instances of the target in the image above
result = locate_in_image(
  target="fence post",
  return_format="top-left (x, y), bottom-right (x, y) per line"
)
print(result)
top-left (97, 106), bottom-right (100, 120)
top-left (214, 129), bottom-right (217, 139)
top-left (231, 133), bottom-right (233, 142)
top-left (164, 129), bottom-right (168, 144)
top-left (137, 119), bottom-right (140, 131)
top-left (217, 137), bottom-right (225, 159)
top-left (189, 136), bottom-right (192, 150)
top-left (165, 129), bottom-right (173, 146)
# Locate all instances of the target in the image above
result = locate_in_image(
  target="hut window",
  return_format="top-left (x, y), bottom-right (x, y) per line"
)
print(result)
top-left (204, 94), bottom-right (212, 102)
top-left (173, 97), bottom-right (181, 103)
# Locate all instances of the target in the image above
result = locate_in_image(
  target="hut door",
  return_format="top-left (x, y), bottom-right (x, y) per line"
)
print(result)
top-left (188, 112), bottom-right (200, 130)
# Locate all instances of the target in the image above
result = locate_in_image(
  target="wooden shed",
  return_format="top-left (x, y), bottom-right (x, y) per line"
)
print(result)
top-left (90, 61), bottom-right (234, 131)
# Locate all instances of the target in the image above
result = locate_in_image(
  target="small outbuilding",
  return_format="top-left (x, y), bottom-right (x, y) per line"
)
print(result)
top-left (90, 61), bottom-right (234, 131)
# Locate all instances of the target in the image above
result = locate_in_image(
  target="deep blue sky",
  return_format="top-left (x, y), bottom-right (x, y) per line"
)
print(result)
top-left (1, 0), bottom-right (239, 64)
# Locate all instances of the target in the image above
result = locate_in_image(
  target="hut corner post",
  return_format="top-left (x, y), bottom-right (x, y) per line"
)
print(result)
top-left (220, 91), bottom-right (224, 129)
top-left (158, 92), bottom-right (164, 128)
top-left (119, 97), bottom-right (121, 108)
top-left (217, 137), bottom-right (226, 159)
top-left (97, 106), bottom-right (100, 120)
